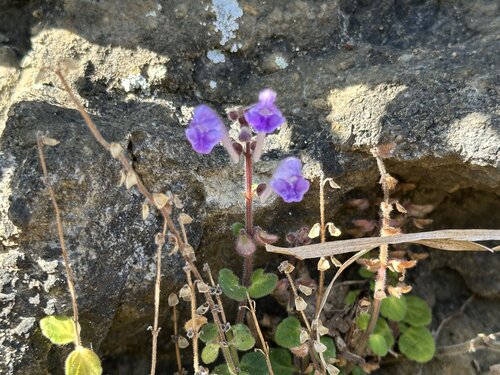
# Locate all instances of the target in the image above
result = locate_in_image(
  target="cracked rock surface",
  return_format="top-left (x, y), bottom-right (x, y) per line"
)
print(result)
top-left (0, 0), bottom-right (498, 373)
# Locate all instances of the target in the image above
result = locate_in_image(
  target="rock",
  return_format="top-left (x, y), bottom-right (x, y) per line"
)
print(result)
top-left (0, 0), bottom-right (498, 374)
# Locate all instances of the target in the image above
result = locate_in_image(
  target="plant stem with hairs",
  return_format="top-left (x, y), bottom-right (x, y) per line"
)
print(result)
top-left (150, 220), bottom-right (167, 375)
top-left (316, 174), bottom-right (327, 316)
top-left (37, 135), bottom-right (82, 347)
top-left (185, 268), bottom-right (200, 373)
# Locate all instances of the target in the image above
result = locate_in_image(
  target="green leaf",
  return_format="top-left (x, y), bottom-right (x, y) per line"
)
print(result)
top-left (200, 322), bottom-right (218, 343)
top-left (201, 343), bottom-right (220, 364)
top-left (248, 269), bottom-right (278, 298)
top-left (320, 336), bottom-right (336, 361)
top-left (403, 296), bottom-right (432, 327)
top-left (374, 318), bottom-right (394, 348)
top-left (270, 348), bottom-right (295, 375)
top-left (231, 324), bottom-right (255, 351)
top-left (398, 326), bottom-right (435, 363)
top-left (344, 290), bottom-right (360, 305)
top-left (275, 317), bottom-right (302, 349)
top-left (398, 321), bottom-right (410, 334)
top-left (213, 364), bottom-right (231, 375)
top-left (352, 365), bottom-right (367, 375)
top-left (241, 351), bottom-right (268, 374)
top-left (369, 333), bottom-right (389, 356)
top-left (359, 267), bottom-right (374, 278)
top-left (380, 296), bottom-right (407, 322)
top-left (232, 222), bottom-right (245, 236)
top-left (219, 268), bottom-right (248, 302)
top-left (65, 347), bottom-right (102, 375)
top-left (40, 315), bottom-right (76, 345)
top-left (355, 313), bottom-right (370, 331)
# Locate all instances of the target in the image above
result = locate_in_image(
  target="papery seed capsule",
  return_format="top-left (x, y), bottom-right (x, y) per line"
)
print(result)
top-left (168, 293), bottom-right (179, 307)
top-left (298, 284), bottom-right (313, 296)
top-left (179, 284), bottom-right (191, 301)
top-left (197, 281), bottom-right (210, 293)
top-left (299, 329), bottom-right (309, 344)
top-left (317, 257), bottom-right (331, 272)
top-left (314, 341), bottom-right (327, 353)
top-left (186, 329), bottom-right (194, 339)
top-left (178, 336), bottom-right (189, 348)
top-left (295, 296), bottom-right (307, 311)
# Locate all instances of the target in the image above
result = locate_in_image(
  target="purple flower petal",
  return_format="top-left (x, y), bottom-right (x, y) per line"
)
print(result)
top-left (185, 105), bottom-right (225, 154)
top-left (244, 89), bottom-right (286, 133)
top-left (270, 157), bottom-right (310, 203)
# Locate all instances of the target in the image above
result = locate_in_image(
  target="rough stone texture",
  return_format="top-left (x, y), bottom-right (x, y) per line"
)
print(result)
top-left (0, 0), bottom-right (498, 374)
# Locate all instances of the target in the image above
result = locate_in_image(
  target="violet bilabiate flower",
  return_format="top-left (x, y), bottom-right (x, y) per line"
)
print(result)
top-left (268, 157), bottom-right (310, 203)
top-left (244, 89), bottom-right (286, 162)
top-left (185, 105), bottom-right (239, 162)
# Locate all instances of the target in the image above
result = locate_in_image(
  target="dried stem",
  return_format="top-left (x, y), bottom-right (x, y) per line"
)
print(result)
top-left (53, 69), bottom-right (239, 374)
top-left (37, 136), bottom-right (82, 347)
top-left (185, 268), bottom-right (200, 373)
top-left (436, 332), bottom-right (500, 356)
top-left (172, 303), bottom-right (183, 374)
top-left (246, 295), bottom-right (275, 375)
top-left (150, 220), bottom-right (168, 375)
top-left (316, 174), bottom-right (326, 316)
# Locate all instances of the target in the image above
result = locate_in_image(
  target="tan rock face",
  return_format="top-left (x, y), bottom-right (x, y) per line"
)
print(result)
top-left (0, 0), bottom-right (498, 373)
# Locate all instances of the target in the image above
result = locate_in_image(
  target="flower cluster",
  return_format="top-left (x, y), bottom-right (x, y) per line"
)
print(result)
top-left (185, 89), bottom-right (309, 203)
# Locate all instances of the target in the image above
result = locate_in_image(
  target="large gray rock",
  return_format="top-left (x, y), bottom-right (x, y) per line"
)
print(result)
top-left (0, 0), bottom-right (498, 374)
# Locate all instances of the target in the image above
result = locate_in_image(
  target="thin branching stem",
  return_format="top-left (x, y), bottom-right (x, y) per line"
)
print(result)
top-left (434, 295), bottom-right (474, 341)
top-left (37, 136), bottom-right (82, 347)
top-left (172, 303), bottom-right (183, 374)
top-left (246, 295), bottom-right (275, 375)
top-left (185, 268), bottom-right (200, 373)
top-left (316, 174), bottom-right (326, 316)
top-left (150, 220), bottom-right (167, 375)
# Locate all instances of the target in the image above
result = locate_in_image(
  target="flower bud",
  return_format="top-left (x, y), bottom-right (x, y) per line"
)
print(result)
top-left (236, 229), bottom-right (256, 257)
top-left (238, 126), bottom-right (253, 142)
top-left (253, 226), bottom-right (279, 245)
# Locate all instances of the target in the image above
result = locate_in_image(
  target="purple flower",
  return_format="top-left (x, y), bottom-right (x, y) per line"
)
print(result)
top-left (244, 89), bottom-right (286, 133)
top-left (186, 105), bottom-right (225, 154)
top-left (270, 157), bottom-right (310, 203)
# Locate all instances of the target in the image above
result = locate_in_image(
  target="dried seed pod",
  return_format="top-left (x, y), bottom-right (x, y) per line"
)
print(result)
top-left (173, 194), bottom-right (184, 209)
top-left (184, 314), bottom-right (207, 333)
top-left (118, 169), bottom-right (126, 187)
top-left (125, 171), bottom-right (137, 189)
top-left (317, 257), bottom-right (331, 272)
top-left (395, 201), bottom-right (407, 213)
top-left (178, 335), bottom-right (189, 349)
top-left (153, 193), bottom-right (169, 209)
top-left (142, 203), bottom-right (150, 221)
top-left (326, 222), bottom-right (341, 237)
top-left (196, 281), bottom-right (210, 294)
top-left (168, 293), bottom-right (179, 307)
top-left (179, 284), bottom-right (191, 301)
top-left (179, 213), bottom-right (193, 225)
top-left (330, 256), bottom-right (342, 267)
top-left (317, 324), bottom-right (329, 336)
top-left (109, 142), bottom-right (123, 158)
top-left (298, 284), bottom-right (313, 296)
top-left (308, 223), bottom-right (321, 239)
top-left (323, 178), bottom-right (340, 189)
top-left (299, 329), bottom-right (309, 344)
top-left (314, 340), bottom-right (327, 353)
top-left (326, 364), bottom-right (340, 375)
top-left (295, 296), bottom-right (307, 311)
top-left (196, 303), bottom-right (210, 315)
top-left (41, 136), bottom-right (60, 146)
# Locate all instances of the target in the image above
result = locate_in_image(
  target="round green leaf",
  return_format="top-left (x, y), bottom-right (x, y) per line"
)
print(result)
top-left (40, 315), bottom-right (76, 345)
top-left (275, 317), bottom-right (301, 349)
top-left (356, 313), bottom-right (370, 331)
top-left (320, 336), bottom-right (336, 361)
top-left (201, 343), bottom-right (220, 364)
top-left (270, 348), bottom-right (295, 375)
top-left (65, 347), bottom-right (102, 375)
top-left (352, 365), bottom-right (367, 375)
top-left (369, 333), bottom-right (389, 356)
top-left (380, 296), bottom-right (407, 322)
top-left (398, 326), bottom-right (435, 363)
top-left (403, 296), bottom-right (432, 327)
top-left (374, 318), bottom-right (394, 348)
top-left (231, 324), bottom-right (255, 351)
top-left (248, 269), bottom-right (278, 299)
top-left (241, 351), bottom-right (268, 374)
top-left (219, 268), bottom-right (247, 302)
top-left (213, 364), bottom-right (231, 375)
top-left (200, 322), bottom-right (218, 343)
